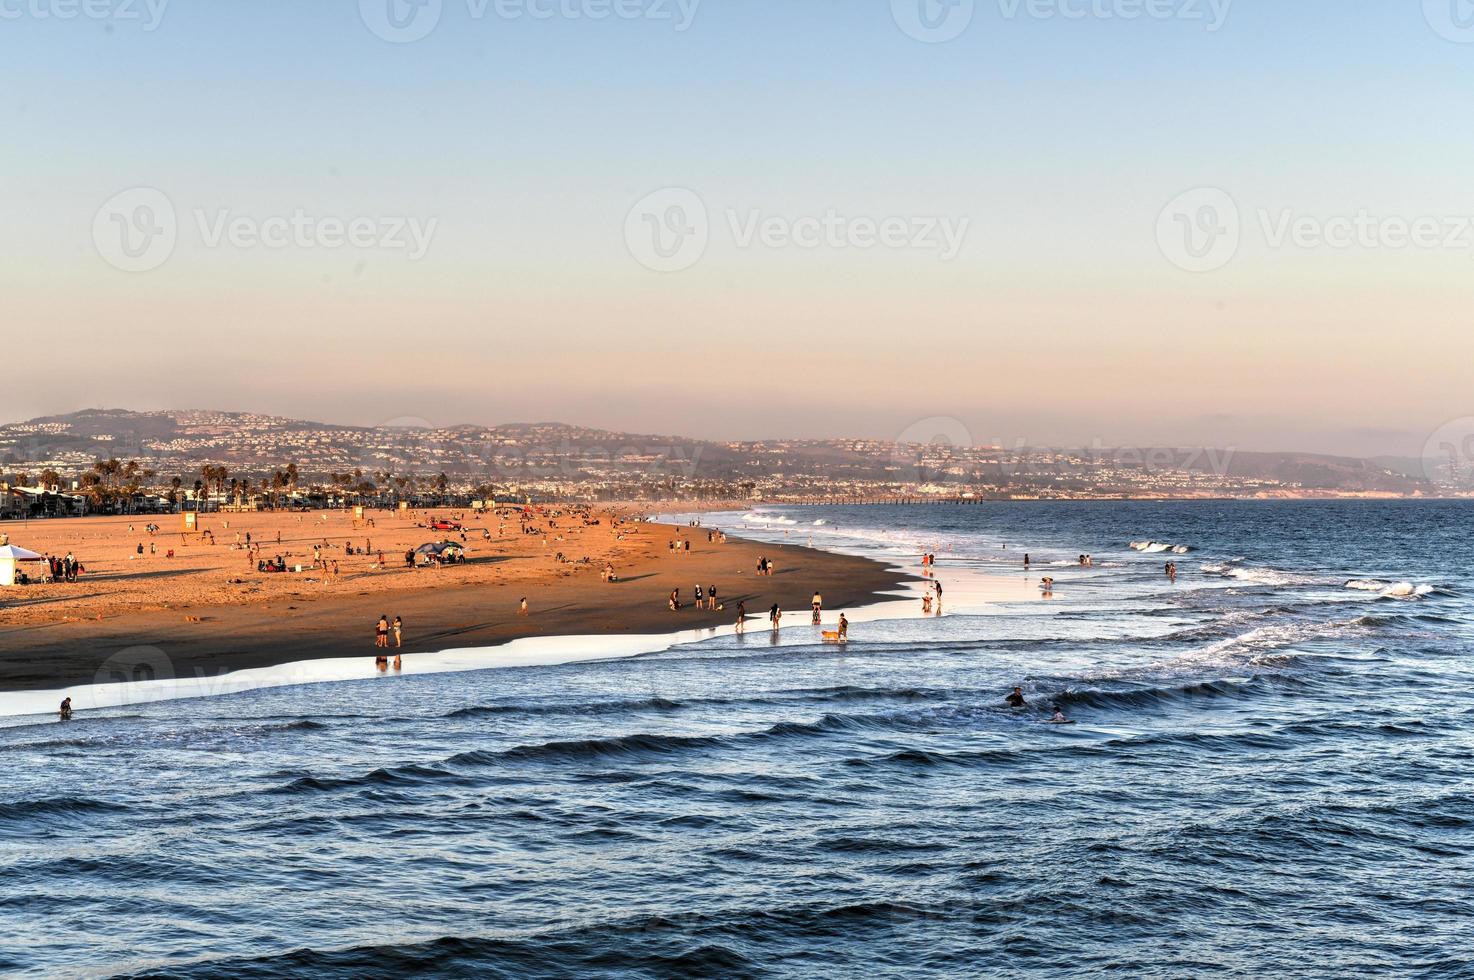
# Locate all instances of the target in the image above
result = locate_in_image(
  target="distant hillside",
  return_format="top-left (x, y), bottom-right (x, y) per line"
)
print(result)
top-left (0, 408), bottom-right (1442, 499)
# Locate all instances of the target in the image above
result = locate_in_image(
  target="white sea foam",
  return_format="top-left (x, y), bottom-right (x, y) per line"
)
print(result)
top-left (1345, 580), bottom-right (1433, 599)
top-left (1130, 540), bottom-right (1189, 554)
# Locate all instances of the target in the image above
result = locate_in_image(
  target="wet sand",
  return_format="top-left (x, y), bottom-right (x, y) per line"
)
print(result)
top-left (0, 508), bottom-right (910, 692)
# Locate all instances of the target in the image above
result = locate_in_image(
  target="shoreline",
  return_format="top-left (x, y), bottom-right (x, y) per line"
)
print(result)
top-left (0, 513), bottom-right (913, 710)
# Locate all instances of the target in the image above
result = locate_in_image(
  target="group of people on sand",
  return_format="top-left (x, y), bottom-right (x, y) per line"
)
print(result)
top-left (755, 556), bottom-right (775, 576)
top-left (374, 614), bottom-right (403, 670)
top-left (13, 552), bottom-right (85, 586)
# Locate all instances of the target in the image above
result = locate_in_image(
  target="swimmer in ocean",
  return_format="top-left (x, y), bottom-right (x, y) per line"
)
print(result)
top-left (1051, 705), bottom-right (1068, 723)
top-left (1006, 687), bottom-right (1027, 708)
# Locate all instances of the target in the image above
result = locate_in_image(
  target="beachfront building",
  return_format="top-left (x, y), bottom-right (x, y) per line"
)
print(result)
top-left (1, 484), bottom-right (88, 518)
top-left (0, 486), bottom-right (23, 519)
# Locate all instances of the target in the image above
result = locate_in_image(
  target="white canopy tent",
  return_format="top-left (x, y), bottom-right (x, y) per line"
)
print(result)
top-left (0, 544), bottom-right (44, 587)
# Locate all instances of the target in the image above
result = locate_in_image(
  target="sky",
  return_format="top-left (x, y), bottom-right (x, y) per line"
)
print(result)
top-left (2, 0), bottom-right (1472, 457)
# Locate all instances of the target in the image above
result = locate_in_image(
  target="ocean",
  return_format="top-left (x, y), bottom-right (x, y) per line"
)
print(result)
top-left (2, 501), bottom-right (1470, 978)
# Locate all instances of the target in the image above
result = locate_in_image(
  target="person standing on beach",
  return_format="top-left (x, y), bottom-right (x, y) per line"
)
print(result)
top-left (393, 616), bottom-right (402, 648)
top-left (518, 597), bottom-right (529, 616)
top-left (736, 600), bottom-right (746, 633)
top-left (769, 603), bottom-right (781, 630)
top-left (811, 591), bottom-right (823, 624)
top-left (376, 615), bottom-right (389, 648)
top-left (708, 584), bottom-right (718, 610)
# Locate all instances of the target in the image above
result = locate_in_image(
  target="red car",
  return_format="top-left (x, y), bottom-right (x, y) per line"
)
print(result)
top-left (430, 520), bottom-right (462, 531)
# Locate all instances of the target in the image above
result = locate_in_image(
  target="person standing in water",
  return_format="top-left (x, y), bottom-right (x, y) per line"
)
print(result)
top-left (837, 613), bottom-right (848, 643)
top-left (735, 600), bottom-right (746, 633)
top-left (769, 603), bottom-right (781, 630)
top-left (59, 697), bottom-right (73, 721)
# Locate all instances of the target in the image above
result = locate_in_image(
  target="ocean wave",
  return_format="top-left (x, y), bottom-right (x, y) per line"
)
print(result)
top-left (446, 697), bottom-right (687, 719)
top-left (1053, 674), bottom-right (1304, 712)
top-left (742, 512), bottom-right (798, 525)
top-left (0, 796), bottom-right (131, 822)
top-left (268, 764), bottom-right (458, 796)
top-left (1130, 540), bottom-right (1191, 554)
top-left (1346, 580), bottom-right (1437, 600)
top-left (1201, 559), bottom-right (1320, 587)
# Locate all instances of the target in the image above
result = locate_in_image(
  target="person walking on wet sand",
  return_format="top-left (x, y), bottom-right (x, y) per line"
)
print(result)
top-left (770, 603), bottom-right (782, 630)
top-left (735, 600), bottom-right (746, 633)
top-left (811, 591), bottom-right (823, 624)
top-left (518, 597), bottom-right (529, 616)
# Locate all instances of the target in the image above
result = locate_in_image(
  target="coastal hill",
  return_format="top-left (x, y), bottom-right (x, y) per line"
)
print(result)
top-left (0, 408), bottom-right (1440, 499)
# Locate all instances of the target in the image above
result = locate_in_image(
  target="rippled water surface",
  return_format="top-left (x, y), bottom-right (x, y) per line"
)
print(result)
top-left (3, 501), bottom-right (1471, 978)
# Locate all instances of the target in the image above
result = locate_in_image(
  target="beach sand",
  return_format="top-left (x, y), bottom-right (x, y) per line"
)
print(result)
top-left (0, 507), bottom-right (912, 692)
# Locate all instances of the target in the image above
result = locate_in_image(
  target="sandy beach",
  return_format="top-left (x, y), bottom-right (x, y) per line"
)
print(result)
top-left (0, 507), bottom-right (912, 692)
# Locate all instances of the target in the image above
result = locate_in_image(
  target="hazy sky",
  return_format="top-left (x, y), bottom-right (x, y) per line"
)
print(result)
top-left (3, 1), bottom-right (1471, 456)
